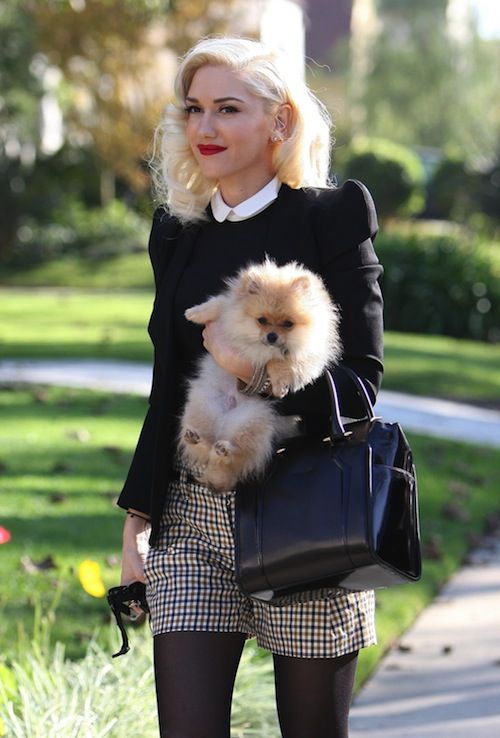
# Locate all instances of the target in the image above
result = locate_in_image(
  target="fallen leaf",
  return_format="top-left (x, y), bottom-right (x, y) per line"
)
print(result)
top-left (51, 461), bottom-right (74, 474)
top-left (66, 429), bottom-right (91, 442)
top-left (397, 643), bottom-right (412, 653)
top-left (447, 480), bottom-right (471, 498)
top-left (21, 555), bottom-right (57, 574)
top-left (31, 388), bottom-right (49, 403)
top-left (484, 512), bottom-right (500, 534)
top-left (423, 533), bottom-right (443, 560)
top-left (442, 502), bottom-right (470, 522)
top-left (49, 492), bottom-right (68, 504)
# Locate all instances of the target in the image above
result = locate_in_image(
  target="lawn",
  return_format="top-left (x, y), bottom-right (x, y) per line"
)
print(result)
top-left (1, 385), bottom-right (499, 677)
top-left (2, 287), bottom-right (500, 405)
top-left (1, 284), bottom-right (500, 733)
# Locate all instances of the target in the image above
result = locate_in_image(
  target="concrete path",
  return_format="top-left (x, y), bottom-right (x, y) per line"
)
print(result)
top-left (2, 357), bottom-right (500, 736)
top-left (1, 358), bottom-right (500, 449)
top-left (350, 534), bottom-right (500, 737)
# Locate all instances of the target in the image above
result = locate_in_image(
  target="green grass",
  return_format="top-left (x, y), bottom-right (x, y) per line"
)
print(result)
top-left (384, 331), bottom-right (500, 407)
top-left (0, 288), bottom-right (153, 362)
top-left (0, 253), bottom-right (154, 290)
top-left (2, 288), bottom-right (500, 405)
top-left (0, 386), bottom-right (145, 660)
top-left (1, 386), bottom-right (500, 683)
top-left (0, 628), bottom-right (279, 738)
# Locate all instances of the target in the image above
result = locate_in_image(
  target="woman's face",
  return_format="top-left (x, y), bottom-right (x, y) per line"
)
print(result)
top-left (185, 65), bottom-right (277, 201)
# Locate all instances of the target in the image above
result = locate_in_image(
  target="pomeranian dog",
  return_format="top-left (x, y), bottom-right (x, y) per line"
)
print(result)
top-left (178, 257), bottom-right (341, 492)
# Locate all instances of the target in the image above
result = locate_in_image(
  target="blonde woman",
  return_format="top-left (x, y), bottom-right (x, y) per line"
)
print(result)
top-left (119, 36), bottom-right (383, 737)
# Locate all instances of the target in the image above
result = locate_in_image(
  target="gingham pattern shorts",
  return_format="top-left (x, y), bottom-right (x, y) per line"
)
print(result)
top-left (144, 458), bottom-right (377, 659)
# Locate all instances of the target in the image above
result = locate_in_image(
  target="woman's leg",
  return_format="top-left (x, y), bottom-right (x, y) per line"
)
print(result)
top-left (153, 631), bottom-right (247, 738)
top-left (273, 650), bottom-right (359, 738)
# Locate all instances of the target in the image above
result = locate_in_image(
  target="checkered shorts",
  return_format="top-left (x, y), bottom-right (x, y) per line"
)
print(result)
top-left (144, 458), bottom-right (377, 659)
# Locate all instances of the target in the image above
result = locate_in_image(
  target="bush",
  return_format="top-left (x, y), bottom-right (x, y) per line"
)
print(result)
top-left (425, 153), bottom-right (474, 220)
top-left (7, 200), bottom-right (150, 268)
top-left (377, 222), bottom-right (500, 342)
top-left (336, 137), bottom-right (425, 219)
top-left (425, 151), bottom-right (500, 231)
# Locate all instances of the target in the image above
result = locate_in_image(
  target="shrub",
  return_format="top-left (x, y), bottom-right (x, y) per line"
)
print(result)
top-left (336, 137), bottom-right (425, 219)
top-left (425, 153), bottom-right (474, 220)
top-left (376, 222), bottom-right (500, 342)
top-left (7, 200), bottom-right (150, 268)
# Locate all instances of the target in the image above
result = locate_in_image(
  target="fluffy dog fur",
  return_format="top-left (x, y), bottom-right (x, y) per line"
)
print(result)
top-left (178, 258), bottom-right (342, 491)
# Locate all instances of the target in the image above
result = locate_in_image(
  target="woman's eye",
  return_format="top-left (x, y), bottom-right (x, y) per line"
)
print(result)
top-left (219, 106), bottom-right (239, 114)
top-left (184, 105), bottom-right (201, 114)
top-left (257, 317), bottom-right (268, 326)
top-left (282, 320), bottom-right (294, 329)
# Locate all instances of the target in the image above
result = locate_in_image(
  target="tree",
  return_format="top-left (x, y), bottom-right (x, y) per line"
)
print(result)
top-left (32, 0), bottom-right (237, 196)
top-left (349, 0), bottom-right (500, 169)
top-left (0, 0), bottom-right (44, 256)
top-left (0, 0), bottom-right (236, 261)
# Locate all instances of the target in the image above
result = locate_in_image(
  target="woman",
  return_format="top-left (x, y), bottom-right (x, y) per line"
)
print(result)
top-left (119, 36), bottom-right (383, 737)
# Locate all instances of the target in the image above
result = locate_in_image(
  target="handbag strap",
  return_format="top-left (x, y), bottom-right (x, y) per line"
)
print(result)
top-left (324, 367), bottom-right (377, 440)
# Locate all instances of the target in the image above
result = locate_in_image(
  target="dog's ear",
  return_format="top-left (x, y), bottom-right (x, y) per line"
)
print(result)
top-left (291, 275), bottom-right (310, 293)
top-left (238, 273), bottom-right (261, 295)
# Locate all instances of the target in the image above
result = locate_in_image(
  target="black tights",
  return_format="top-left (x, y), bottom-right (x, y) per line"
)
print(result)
top-left (153, 631), bottom-right (358, 738)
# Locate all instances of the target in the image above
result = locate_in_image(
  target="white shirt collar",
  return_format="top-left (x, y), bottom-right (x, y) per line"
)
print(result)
top-left (210, 177), bottom-right (281, 222)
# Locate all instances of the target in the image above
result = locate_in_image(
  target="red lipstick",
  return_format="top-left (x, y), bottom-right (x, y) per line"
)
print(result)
top-left (198, 145), bottom-right (227, 155)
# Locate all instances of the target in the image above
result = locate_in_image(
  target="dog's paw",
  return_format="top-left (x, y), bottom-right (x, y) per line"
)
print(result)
top-left (214, 440), bottom-right (233, 458)
top-left (184, 306), bottom-right (204, 323)
top-left (271, 379), bottom-right (290, 399)
top-left (184, 428), bottom-right (200, 445)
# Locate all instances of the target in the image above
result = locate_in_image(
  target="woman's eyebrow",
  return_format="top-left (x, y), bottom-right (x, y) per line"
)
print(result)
top-left (185, 96), bottom-right (245, 104)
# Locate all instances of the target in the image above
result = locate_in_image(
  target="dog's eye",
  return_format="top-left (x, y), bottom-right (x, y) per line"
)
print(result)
top-left (282, 320), bottom-right (294, 329)
top-left (257, 317), bottom-right (268, 326)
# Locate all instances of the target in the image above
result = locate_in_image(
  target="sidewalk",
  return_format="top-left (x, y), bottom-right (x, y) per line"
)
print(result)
top-left (1, 358), bottom-right (500, 448)
top-left (2, 357), bottom-right (500, 736)
top-left (350, 533), bottom-right (500, 737)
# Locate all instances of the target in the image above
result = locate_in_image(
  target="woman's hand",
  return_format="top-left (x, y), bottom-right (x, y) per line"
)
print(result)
top-left (202, 320), bottom-right (254, 382)
top-left (120, 513), bottom-right (150, 586)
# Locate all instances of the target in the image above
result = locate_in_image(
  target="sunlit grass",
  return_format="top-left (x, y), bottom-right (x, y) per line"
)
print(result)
top-left (2, 288), bottom-right (500, 404)
top-left (0, 621), bottom-right (280, 738)
top-left (384, 331), bottom-right (500, 406)
top-left (2, 387), bottom-right (500, 673)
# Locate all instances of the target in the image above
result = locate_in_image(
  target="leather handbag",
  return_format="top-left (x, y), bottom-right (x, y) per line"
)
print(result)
top-left (234, 367), bottom-right (421, 605)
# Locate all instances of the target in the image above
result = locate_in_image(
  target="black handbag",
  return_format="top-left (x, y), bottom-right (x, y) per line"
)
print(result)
top-left (234, 367), bottom-right (421, 604)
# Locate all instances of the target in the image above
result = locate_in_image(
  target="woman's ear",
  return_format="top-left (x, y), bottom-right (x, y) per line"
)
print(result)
top-left (272, 103), bottom-right (293, 141)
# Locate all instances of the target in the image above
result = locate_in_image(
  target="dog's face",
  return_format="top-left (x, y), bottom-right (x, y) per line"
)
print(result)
top-left (230, 271), bottom-right (315, 356)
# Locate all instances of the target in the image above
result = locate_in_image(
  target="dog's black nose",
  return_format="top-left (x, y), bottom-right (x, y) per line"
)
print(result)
top-left (267, 332), bottom-right (278, 344)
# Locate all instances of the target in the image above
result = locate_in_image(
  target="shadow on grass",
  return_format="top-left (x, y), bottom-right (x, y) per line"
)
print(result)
top-left (3, 513), bottom-right (124, 553)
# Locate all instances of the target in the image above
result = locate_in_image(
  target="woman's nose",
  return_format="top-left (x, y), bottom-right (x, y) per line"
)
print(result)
top-left (198, 113), bottom-right (216, 137)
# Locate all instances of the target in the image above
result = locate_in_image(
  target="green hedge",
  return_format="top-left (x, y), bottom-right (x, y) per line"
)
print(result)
top-left (376, 223), bottom-right (500, 342)
top-left (336, 137), bottom-right (425, 218)
top-left (7, 200), bottom-right (150, 268)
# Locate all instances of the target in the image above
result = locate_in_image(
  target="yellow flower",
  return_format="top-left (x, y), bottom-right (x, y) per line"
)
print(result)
top-left (78, 559), bottom-right (106, 598)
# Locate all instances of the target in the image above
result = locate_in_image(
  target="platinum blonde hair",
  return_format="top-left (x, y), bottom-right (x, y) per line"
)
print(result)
top-left (150, 36), bottom-right (333, 223)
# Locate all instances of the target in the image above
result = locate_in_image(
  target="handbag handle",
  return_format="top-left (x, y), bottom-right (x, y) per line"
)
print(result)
top-left (324, 366), bottom-right (377, 440)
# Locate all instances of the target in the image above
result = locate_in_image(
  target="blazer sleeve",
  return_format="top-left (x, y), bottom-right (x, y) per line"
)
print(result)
top-left (279, 179), bottom-right (384, 426)
top-left (116, 208), bottom-right (173, 515)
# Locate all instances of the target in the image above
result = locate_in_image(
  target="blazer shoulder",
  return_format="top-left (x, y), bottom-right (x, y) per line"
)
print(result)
top-left (301, 180), bottom-right (378, 242)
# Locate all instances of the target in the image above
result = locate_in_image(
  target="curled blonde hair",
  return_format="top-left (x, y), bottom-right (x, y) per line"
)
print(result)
top-left (150, 36), bottom-right (333, 223)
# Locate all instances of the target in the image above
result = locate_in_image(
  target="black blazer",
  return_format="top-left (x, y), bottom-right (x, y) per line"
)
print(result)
top-left (117, 180), bottom-right (384, 545)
